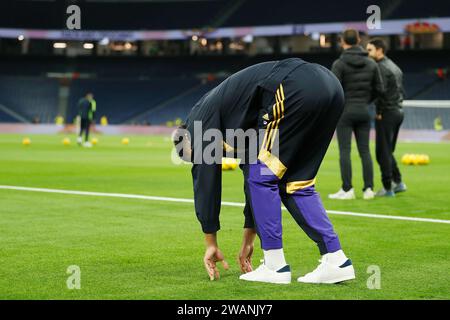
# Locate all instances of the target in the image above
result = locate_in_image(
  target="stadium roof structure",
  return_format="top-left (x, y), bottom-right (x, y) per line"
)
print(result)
top-left (0, 0), bottom-right (449, 31)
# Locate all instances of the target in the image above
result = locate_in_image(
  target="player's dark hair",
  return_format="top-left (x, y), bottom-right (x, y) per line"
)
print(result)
top-left (172, 124), bottom-right (187, 147)
top-left (172, 124), bottom-right (192, 162)
top-left (369, 38), bottom-right (387, 54)
top-left (342, 29), bottom-right (360, 46)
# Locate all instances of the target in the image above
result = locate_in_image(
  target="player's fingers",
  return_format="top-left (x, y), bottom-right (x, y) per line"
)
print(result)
top-left (204, 259), bottom-right (215, 281)
top-left (246, 260), bottom-right (253, 272)
top-left (221, 259), bottom-right (230, 271)
top-left (206, 266), bottom-right (214, 281)
top-left (215, 250), bottom-right (225, 262)
top-left (238, 255), bottom-right (251, 273)
top-left (238, 259), bottom-right (246, 273)
top-left (214, 266), bottom-right (220, 279)
top-left (214, 250), bottom-right (229, 271)
top-left (247, 257), bottom-right (253, 272)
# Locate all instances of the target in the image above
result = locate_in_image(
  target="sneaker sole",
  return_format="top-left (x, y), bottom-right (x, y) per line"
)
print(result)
top-left (322, 274), bottom-right (356, 284)
top-left (239, 277), bottom-right (291, 285)
top-left (297, 274), bottom-right (356, 284)
top-left (328, 197), bottom-right (356, 200)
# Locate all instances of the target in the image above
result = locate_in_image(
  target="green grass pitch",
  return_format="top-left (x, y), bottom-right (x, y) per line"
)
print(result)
top-left (0, 133), bottom-right (449, 300)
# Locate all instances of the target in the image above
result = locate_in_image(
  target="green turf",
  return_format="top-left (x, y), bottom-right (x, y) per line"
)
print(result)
top-left (0, 133), bottom-right (449, 299)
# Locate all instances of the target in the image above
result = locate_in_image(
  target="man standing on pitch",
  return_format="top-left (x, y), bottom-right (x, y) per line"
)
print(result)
top-left (329, 29), bottom-right (384, 200)
top-left (367, 38), bottom-right (407, 196)
top-left (173, 58), bottom-right (355, 284)
top-left (77, 92), bottom-right (96, 147)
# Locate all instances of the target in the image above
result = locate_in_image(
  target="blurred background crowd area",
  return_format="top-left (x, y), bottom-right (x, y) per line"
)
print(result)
top-left (0, 0), bottom-right (449, 129)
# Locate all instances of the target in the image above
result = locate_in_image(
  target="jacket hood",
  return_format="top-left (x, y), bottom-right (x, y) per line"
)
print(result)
top-left (340, 46), bottom-right (369, 68)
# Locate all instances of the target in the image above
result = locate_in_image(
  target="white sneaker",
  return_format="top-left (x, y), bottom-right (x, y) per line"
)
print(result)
top-left (83, 141), bottom-right (92, 148)
top-left (77, 137), bottom-right (83, 145)
top-left (363, 188), bottom-right (375, 200)
top-left (239, 261), bottom-right (291, 284)
top-left (297, 251), bottom-right (355, 284)
top-left (328, 188), bottom-right (356, 200)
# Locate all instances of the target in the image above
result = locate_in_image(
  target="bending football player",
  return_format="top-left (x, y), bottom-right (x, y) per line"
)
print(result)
top-left (173, 58), bottom-right (355, 284)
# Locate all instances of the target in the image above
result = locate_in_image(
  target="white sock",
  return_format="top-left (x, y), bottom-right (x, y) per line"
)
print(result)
top-left (263, 249), bottom-right (287, 271)
top-left (326, 250), bottom-right (348, 266)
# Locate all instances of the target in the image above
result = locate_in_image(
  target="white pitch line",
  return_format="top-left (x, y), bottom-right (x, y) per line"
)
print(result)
top-left (1, 185), bottom-right (449, 225)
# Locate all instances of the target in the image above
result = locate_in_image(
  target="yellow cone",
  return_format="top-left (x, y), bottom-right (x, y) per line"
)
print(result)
top-left (411, 154), bottom-right (421, 165)
top-left (417, 154), bottom-right (427, 165)
top-left (63, 137), bottom-right (71, 146)
top-left (222, 158), bottom-right (238, 171)
top-left (402, 154), bottom-right (413, 165)
top-left (22, 137), bottom-right (31, 146)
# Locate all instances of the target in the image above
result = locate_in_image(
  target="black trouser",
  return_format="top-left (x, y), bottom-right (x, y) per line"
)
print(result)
top-left (336, 111), bottom-right (374, 192)
top-left (375, 109), bottom-right (404, 190)
top-left (79, 118), bottom-right (91, 142)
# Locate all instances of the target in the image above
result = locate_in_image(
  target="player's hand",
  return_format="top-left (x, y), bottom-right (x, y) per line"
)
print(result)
top-left (376, 114), bottom-right (383, 120)
top-left (203, 246), bottom-right (229, 281)
top-left (238, 243), bottom-right (254, 273)
top-left (238, 228), bottom-right (257, 273)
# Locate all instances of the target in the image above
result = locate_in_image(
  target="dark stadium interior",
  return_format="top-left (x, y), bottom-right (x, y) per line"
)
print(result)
top-left (1, 50), bottom-right (449, 125)
top-left (1, 0), bottom-right (450, 30)
top-left (0, 0), bottom-right (449, 127)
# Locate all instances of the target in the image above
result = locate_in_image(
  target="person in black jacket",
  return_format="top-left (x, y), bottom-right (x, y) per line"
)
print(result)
top-left (77, 92), bottom-right (96, 147)
top-left (173, 58), bottom-right (355, 284)
top-left (329, 29), bottom-right (384, 200)
top-left (367, 38), bottom-right (407, 197)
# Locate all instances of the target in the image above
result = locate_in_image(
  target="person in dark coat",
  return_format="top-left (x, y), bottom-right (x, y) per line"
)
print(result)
top-left (329, 29), bottom-right (384, 200)
top-left (367, 38), bottom-right (407, 197)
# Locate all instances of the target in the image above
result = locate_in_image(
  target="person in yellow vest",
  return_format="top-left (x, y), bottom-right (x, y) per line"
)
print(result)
top-left (100, 116), bottom-right (108, 126)
top-left (434, 116), bottom-right (443, 131)
top-left (55, 115), bottom-right (64, 126)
